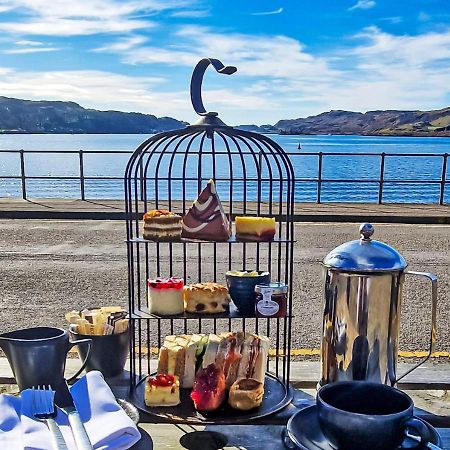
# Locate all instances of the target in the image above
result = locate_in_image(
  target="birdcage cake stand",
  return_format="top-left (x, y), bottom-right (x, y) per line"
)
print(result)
top-left (125, 58), bottom-right (295, 424)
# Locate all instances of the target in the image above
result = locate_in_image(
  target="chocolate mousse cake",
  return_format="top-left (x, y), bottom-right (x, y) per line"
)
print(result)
top-left (182, 179), bottom-right (231, 241)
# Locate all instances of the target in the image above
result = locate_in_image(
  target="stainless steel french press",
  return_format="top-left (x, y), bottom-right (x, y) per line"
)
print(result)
top-left (320, 223), bottom-right (437, 387)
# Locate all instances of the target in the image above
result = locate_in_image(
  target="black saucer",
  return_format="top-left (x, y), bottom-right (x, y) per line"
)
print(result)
top-left (284, 405), bottom-right (442, 450)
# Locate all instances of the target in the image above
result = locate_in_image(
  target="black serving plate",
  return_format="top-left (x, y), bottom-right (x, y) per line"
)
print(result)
top-left (130, 372), bottom-right (293, 424)
top-left (284, 405), bottom-right (442, 450)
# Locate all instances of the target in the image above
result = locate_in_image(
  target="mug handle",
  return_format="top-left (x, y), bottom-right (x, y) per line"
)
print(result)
top-left (67, 338), bottom-right (92, 383)
top-left (403, 417), bottom-right (440, 449)
top-left (396, 271), bottom-right (437, 383)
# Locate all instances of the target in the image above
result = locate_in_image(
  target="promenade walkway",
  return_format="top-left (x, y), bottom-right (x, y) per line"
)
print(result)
top-left (1, 198), bottom-right (449, 223)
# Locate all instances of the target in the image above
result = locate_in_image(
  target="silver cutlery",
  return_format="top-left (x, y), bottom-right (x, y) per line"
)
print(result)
top-left (30, 385), bottom-right (68, 450)
top-left (58, 384), bottom-right (93, 450)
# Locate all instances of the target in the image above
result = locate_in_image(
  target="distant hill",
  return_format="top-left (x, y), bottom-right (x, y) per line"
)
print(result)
top-left (1, 96), bottom-right (449, 136)
top-left (236, 124), bottom-right (278, 133)
top-left (0, 97), bottom-right (188, 134)
top-left (274, 108), bottom-right (450, 136)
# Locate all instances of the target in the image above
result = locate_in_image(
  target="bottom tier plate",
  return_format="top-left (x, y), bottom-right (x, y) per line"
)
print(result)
top-left (130, 372), bottom-right (293, 424)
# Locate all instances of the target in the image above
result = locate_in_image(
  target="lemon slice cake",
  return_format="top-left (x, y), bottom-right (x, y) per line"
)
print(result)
top-left (235, 216), bottom-right (276, 241)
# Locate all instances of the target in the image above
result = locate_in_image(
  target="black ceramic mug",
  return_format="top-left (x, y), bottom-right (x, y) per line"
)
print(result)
top-left (317, 381), bottom-right (432, 450)
top-left (0, 327), bottom-right (91, 405)
top-left (70, 329), bottom-right (129, 378)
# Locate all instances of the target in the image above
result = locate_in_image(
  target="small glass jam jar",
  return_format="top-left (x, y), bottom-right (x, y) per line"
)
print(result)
top-left (254, 282), bottom-right (288, 318)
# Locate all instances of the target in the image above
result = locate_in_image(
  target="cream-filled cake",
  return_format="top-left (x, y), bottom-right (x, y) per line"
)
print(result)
top-left (235, 216), bottom-right (276, 241)
top-left (144, 374), bottom-right (180, 407)
top-left (143, 209), bottom-right (182, 241)
top-left (148, 277), bottom-right (184, 315)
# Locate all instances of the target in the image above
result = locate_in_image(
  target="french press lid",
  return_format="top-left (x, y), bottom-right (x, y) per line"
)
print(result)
top-left (322, 223), bottom-right (407, 272)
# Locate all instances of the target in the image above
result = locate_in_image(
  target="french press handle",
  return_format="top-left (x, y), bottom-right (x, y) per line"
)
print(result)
top-left (395, 271), bottom-right (437, 383)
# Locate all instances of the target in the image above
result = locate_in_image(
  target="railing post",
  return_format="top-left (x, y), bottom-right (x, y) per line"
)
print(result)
top-left (19, 149), bottom-right (26, 200)
top-left (378, 152), bottom-right (386, 204)
top-left (139, 158), bottom-right (144, 201)
top-left (440, 153), bottom-right (448, 205)
top-left (79, 149), bottom-right (85, 200)
top-left (317, 152), bottom-right (323, 203)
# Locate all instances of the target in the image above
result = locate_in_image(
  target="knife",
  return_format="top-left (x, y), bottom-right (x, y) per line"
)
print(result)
top-left (57, 382), bottom-right (94, 450)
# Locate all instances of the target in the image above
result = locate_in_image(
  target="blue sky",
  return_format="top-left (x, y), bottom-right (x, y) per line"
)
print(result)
top-left (0, 0), bottom-right (449, 125)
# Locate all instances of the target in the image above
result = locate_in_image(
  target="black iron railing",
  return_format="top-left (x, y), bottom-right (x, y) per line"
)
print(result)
top-left (0, 149), bottom-right (448, 204)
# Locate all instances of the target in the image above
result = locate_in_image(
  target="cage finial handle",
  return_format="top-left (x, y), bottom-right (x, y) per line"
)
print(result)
top-left (190, 58), bottom-right (237, 117)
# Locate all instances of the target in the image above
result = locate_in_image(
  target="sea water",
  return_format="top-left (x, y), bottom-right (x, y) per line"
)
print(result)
top-left (0, 134), bottom-right (449, 203)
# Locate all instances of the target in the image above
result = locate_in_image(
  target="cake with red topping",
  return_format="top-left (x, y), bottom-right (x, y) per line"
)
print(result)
top-left (235, 217), bottom-right (276, 241)
top-left (143, 209), bottom-right (182, 241)
top-left (190, 364), bottom-right (226, 412)
top-left (145, 374), bottom-right (180, 407)
top-left (182, 179), bottom-right (231, 241)
top-left (148, 277), bottom-right (184, 315)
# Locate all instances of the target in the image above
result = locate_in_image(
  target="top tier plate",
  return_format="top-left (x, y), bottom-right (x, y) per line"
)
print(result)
top-left (127, 236), bottom-right (295, 244)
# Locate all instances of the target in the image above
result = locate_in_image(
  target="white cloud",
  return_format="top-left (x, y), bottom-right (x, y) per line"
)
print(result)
top-left (0, 16), bottom-right (449, 124)
top-left (251, 8), bottom-right (283, 16)
top-left (93, 36), bottom-right (148, 53)
top-left (0, 67), bottom-right (267, 123)
top-left (0, 0), bottom-right (192, 36)
top-left (418, 11), bottom-right (431, 22)
top-left (349, 0), bottom-right (376, 11)
top-left (4, 46), bottom-right (60, 54)
top-left (110, 25), bottom-right (335, 82)
top-left (15, 40), bottom-right (44, 46)
top-left (380, 16), bottom-right (402, 24)
top-left (91, 24), bottom-right (450, 122)
top-left (170, 9), bottom-right (210, 18)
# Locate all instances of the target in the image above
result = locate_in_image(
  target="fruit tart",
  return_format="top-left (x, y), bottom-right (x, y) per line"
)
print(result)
top-left (145, 374), bottom-right (180, 407)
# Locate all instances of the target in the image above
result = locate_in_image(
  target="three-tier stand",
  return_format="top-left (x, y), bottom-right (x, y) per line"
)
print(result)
top-left (124, 58), bottom-right (296, 423)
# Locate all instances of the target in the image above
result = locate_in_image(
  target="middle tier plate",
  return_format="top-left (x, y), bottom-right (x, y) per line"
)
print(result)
top-left (130, 372), bottom-right (293, 424)
top-left (130, 303), bottom-right (291, 320)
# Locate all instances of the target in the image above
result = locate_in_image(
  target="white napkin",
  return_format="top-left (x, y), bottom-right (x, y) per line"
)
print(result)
top-left (0, 371), bottom-right (141, 450)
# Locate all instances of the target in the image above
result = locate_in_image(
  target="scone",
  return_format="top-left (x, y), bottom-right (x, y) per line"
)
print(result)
top-left (183, 282), bottom-right (231, 313)
top-left (228, 378), bottom-right (264, 410)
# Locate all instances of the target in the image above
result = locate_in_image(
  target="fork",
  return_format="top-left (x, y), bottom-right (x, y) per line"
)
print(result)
top-left (30, 385), bottom-right (69, 450)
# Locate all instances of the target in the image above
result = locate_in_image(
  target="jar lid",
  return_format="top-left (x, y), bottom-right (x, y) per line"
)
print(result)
top-left (255, 282), bottom-right (288, 294)
top-left (322, 223), bottom-right (407, 272)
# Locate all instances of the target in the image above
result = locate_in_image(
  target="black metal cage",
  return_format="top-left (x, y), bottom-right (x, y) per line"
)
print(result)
top-left (124, 58), bottom-right (296, 423)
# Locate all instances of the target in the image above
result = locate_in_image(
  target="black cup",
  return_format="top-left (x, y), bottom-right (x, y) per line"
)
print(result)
top-left (70, 329), bottom-right (129, 378)
top-left (317, 381), bottom-right (432, 450)
top-left (226, 270), bottom-right (270, 315)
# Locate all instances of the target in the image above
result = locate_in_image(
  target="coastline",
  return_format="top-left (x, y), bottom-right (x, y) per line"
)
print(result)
top-left (1, 130), bottom-right (450, 137)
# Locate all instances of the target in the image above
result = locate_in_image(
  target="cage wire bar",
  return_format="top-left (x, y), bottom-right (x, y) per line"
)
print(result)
top-left (124, 58), bottom-right (295, 421)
